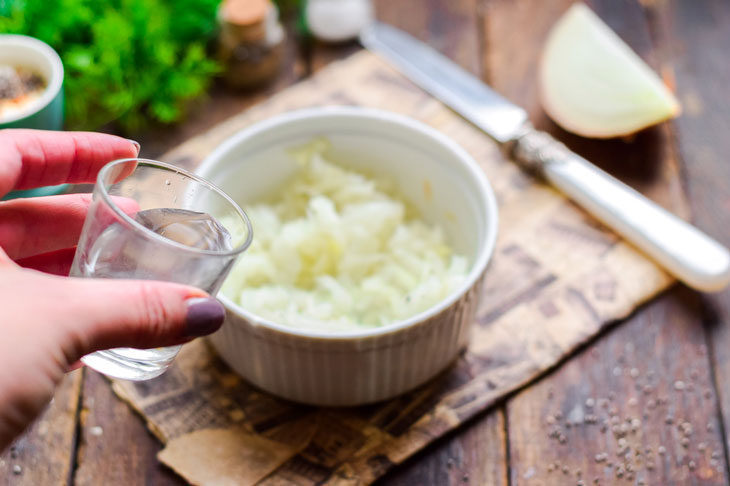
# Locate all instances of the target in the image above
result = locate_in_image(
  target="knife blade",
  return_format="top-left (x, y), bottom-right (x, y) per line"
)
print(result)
top-left (360, 22), bottom-right (730, 292)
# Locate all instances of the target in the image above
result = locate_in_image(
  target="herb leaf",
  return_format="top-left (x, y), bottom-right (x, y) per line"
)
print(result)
top-left (1, 0), bottom-right (222, 132)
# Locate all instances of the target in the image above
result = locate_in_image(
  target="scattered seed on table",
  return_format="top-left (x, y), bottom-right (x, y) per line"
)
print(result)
top-left (563, 466), bottom-right (570, 474)
top-left (681, 437), bottom-right (690, 448)
top-left (704, 389), bottom-right (713, 399)
top-left (546, 415), bottom-right (556, 425)
top-left (698, 442), bottom-right (707, 452)
top-left (12, 465), bottom-right (21, 475)
top-left (711, 450), bottom-right (721, 459)
top-left (462, 473), bottom-right (469, 482)
top-left (630, 368), bottom-right (640, 378)
top-left (628, 397), bottom-right (638, 407)
top-left (680, 422), bottom-right (693, 436)
top-left (647, 460), bottom-right (656, 470)
top-left (643, 384), bottom-right (653, 395)
top-left (555, 411), bottom-right (564, 420)
top-left (707, 422), bottom-right (714, 432)
top-left (613, 367), bottom-right (622, 377)
top-left (658, 445), bottom-right (666, 455)
top-left (689, 461), bottom-right (697, 471)
top-left (674, 381), bottom-right (686, 391)
top-left (586, 398), bottom-right (595, 408)
top-left (665, 416), bottom-right (674, 425)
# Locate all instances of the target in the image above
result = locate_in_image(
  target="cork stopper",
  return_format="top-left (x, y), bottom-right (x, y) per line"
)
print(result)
top-left (221, 0), bottom-right (269, 26)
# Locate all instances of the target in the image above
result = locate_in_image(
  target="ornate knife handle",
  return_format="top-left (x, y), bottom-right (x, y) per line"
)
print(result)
top-left (504, 126), bottom-right (730, 292)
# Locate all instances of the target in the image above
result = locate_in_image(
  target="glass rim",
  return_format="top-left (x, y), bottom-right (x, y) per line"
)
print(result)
top-left (96, 158), bottom-right (253, 258)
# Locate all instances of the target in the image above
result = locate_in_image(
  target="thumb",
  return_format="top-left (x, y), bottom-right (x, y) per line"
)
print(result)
top-left (58, 277), bottom-right (226, 358)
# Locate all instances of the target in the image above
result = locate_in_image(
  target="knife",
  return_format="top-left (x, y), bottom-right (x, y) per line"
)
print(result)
top-left (360, 22), bottom-right (730, 292)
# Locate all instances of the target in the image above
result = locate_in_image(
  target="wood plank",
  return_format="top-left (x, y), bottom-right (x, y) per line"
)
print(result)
top-left (507, 288), bottom-right (726, 485)
top-left (377, 411), bottom-right (508, 486)
top-left (373, 0), bottom-right (483, 77)
top-left (482, 0), bottom-right (726, 484)
top-left (74, 370), bottom-right (186, 486)
top-left (648, 0), bottom-right (730, 469)
top-left (360, 1), bottom-right (509, 484)
top-left (0, 370), bottom-right (82, 486)
top-left (72, 18), bottom-right (308, 486)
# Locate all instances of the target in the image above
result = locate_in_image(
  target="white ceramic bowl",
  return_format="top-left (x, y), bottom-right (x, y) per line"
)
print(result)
top-left (196, 107), bottom-right (498, 406)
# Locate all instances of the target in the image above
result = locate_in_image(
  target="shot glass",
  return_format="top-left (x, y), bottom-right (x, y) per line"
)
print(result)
top-left (71, 158), bottom-right (252, 380)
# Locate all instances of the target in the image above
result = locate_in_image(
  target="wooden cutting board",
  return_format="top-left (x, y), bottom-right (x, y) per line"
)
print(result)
top-left (111, 50), bottom-right (674, 486)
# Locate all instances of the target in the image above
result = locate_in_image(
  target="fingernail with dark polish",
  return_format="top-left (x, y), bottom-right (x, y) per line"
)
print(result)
top-left (126, 138), bottom-right (141, 156)
top-left (185, 298), bottom-right (225, 337)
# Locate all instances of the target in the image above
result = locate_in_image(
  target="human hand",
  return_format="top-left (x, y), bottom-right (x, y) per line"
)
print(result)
top-left (0, 129), bottom-right (225, 451)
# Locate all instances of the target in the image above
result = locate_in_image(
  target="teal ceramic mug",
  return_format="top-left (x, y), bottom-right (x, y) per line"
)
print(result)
top-left (0, 34), bottom-right (66, 199)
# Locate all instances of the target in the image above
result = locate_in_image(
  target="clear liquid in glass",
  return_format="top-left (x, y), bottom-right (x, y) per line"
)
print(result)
top-left (73, 208), bottom-right (233, 380)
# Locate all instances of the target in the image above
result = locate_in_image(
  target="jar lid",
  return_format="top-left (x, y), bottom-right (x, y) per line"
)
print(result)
top-left (221, 0), bottom-right (269, 26)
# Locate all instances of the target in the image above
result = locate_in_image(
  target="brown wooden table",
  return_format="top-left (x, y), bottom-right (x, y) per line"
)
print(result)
top-left (3, 0), bottom-right (730, 484)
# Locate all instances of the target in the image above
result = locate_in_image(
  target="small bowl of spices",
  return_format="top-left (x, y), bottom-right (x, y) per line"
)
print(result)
top-left (0, 34), bottom-right (66, 199)
top-left (0, 35), bottom-right (63, 130)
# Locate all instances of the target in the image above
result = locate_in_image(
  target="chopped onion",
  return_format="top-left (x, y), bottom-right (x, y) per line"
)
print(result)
top-left (222, 139), bottom-right (468, 331)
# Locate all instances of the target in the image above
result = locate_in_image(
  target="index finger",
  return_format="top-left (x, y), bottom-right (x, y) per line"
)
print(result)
top-left (0, 129), bottom-right (139, 197)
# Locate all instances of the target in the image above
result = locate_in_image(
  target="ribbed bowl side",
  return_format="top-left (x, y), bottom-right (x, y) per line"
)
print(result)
top-left (209, 273), bottom-right (485, 406)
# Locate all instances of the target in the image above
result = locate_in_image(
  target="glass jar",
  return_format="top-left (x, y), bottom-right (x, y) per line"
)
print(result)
top-left (217, 0), bottom-right (286, 90)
